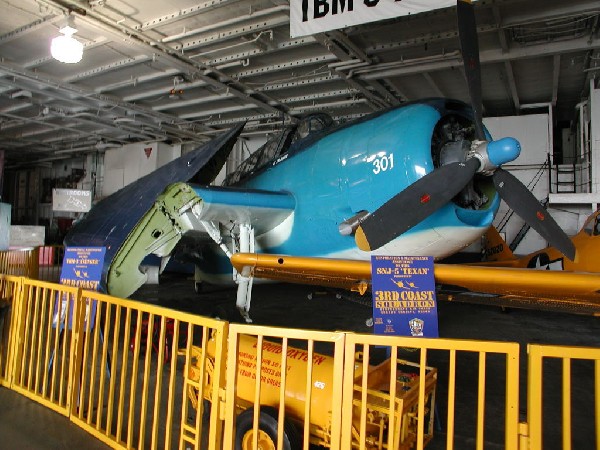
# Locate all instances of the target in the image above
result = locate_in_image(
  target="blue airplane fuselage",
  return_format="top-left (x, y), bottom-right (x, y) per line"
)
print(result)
top-left (196, 99), bottom-right (499, 282)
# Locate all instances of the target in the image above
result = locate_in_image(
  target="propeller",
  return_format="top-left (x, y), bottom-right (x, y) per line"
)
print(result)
top-left (355, 0), bottom-right (576, 261)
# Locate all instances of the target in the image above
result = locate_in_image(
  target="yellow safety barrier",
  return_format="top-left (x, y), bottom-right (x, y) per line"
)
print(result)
top-left (0, 276), bottom-right (228, 450)
top-left (0, 275), bottom-right (21, 387)
top-left (526, 344), bottom-right (600, 450)
top-left (9, 278), bottom-right (82, 416)
top-left (0, 247), bottom-right (39, 278)
top-left (213, 325), bottom-right (518, 450)
top-left (0, 272), bottom-right (597, 449)
top-left (69, 289), bottom-right (228, 450)
top-left (220, 324), bottom-right (348, 450)
top-left (0, 246), bottom-right (64, 282)
top-left (342, 334), bottom-right (520, 450)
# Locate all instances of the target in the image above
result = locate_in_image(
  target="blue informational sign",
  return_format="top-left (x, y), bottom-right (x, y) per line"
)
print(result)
top-left (371, 256), bottom-right (439, 337)
top-left (54, 247), bottom-right (106, 330)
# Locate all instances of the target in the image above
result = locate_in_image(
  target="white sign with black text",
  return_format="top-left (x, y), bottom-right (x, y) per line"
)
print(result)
top-left (291, 0), bottom-right (472, 37)
top-left (52, 188), bottom-right (92, 213)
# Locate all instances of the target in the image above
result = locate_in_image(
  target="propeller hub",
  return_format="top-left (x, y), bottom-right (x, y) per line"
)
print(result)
top-left (488, 137), bottom-right (521, 166)
top-left (470, 137), bottom-right (521, 175)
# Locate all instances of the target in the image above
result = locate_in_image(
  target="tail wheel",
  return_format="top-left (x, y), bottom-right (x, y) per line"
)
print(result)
top-left (235, 406), bottom-right (301, 450)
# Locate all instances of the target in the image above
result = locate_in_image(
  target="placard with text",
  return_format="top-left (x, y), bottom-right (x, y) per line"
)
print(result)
top-left (54, 247), bottom-right (105, 330)
top-left (371, 255), bottom-right (439, 337)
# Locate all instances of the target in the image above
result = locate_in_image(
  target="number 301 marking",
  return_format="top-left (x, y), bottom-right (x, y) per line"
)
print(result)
top-left (372, 154), bottom-right (394, 174)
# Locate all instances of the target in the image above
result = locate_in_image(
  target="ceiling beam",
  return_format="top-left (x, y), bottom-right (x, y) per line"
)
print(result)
top-left (423, 73), bottom-right (444, 97)
top-left (360, 35), bottom-right (600, 80)
top-left (134, 0), bottom-right (243, 32)
top-left (123, 78), bottom-right (208, 102)
top-left (38, 0), bottom-right (293, 121)
top-left (0, 15), bottom-right (59, 44)
top-left (0, 63), bottom-right (217, 141)
top-left (63, 55), bottom-right (153, 83)
top-left (499, 0), bottom-right (600, 28)
top-left (163, 6), bottom-right (289, 45)
top-left (95, 68), bottom-right (180, 94)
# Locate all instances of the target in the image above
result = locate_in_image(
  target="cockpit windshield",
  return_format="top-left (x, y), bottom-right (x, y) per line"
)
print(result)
top-left (224, 113), bottom-right (334, 186)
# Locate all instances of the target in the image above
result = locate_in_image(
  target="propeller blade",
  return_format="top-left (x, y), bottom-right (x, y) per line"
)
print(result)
top-left (457, 0), bottom-right (485, 141)
top-left (492, 168), bottom-right (576, 260)
top-left (355, 158), bottom-right (480, 251)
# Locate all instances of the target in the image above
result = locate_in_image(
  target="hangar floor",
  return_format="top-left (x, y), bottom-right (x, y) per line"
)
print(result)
top-left (1, 274), bottom-right (598, 449)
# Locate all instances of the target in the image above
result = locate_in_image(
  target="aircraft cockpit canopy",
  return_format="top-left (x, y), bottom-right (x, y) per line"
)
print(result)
top-left (292, 113), bottom-right (334, 142)
top-left (224, 113), bottom-right (335, 185)
top-left (582, 211), bottom-right (600, 236)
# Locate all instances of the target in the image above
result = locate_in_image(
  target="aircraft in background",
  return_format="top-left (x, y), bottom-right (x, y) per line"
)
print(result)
top-left (480, 210), bottom-right (600, 272)
top-left (229, 210), bottom-right (600, 316)
top-left (65, 0), bottom-right (580, 321)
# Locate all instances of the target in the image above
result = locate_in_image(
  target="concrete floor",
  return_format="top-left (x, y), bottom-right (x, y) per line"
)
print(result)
top-left (0, 387), bottom-right (110, 449)
top-left (1, 274), bottom-right (598, 449)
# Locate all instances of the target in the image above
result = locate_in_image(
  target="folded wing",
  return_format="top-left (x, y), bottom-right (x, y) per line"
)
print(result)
top-left (106, 184), bottom-right (295, 297)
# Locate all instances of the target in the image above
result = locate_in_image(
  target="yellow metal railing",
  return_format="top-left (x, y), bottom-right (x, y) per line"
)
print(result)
top-left (341, 334), bottom-right (520, 450)
top-left (0, 275), bottom-right (21, 387)
top-left (0, 274), bottom-right (228, 450)
top-left (221, 324), bottom-right (347, 450)
top-left (0, 246), bottom-right (64, 282)
top-left (69, 289), bottom-right (228, 450)
top-left (0, 271), bottom-right (598, 449)
top-left (526, 344), bottom-right (600, 450)
top-left (0, 247), bottom-right (38, 278)
top-left (9, 278), bottom-right (80, 416)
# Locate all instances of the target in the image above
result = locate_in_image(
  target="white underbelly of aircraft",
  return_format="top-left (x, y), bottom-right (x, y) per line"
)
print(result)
top-left (330, 225), bottom-right (486, 261)
top-left (196, 225), bottom-right (486, 285)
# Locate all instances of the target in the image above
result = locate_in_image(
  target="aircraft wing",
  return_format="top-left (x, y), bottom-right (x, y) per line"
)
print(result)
top-left (106, 184), bottom-right (295, 298)
top-left (65, 122), bottom-right (245, 285)
top-left (230, 253), bottom-right (600, 316)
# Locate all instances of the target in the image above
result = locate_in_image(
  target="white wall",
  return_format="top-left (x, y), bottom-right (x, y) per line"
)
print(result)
top-left (157, 143), bottom-right (181, 168)
top-left (103, 143), bottom-right (160, 196)
top-left (483, 114), bottom-right (552, 254)
top-left (484, 114), bottom-right (550, 166)
top-left (101, 142), bottom-right (186, 196)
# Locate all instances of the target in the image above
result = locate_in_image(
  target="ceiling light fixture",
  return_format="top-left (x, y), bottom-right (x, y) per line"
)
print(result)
top-left (51, 17), bottom-right (83, 64)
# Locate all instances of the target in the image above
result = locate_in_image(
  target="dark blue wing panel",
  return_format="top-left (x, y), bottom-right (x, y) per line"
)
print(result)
top-left (64, 123), bottom-right (245, 291)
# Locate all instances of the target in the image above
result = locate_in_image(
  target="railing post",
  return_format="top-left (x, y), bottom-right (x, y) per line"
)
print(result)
top-left (527, 345), bottom-right (543, 450)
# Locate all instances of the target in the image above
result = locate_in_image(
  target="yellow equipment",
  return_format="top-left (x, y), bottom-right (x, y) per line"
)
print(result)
top-left (187, 334), bottom-right (437, 449)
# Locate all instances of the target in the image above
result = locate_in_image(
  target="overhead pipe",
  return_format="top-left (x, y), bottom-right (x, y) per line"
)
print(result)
top-left (162, 6), bottom-right (288, 43)
top-left (0, 61), bottom-right (210, 141)
top-left (353, 51), bottom-right (461, 79)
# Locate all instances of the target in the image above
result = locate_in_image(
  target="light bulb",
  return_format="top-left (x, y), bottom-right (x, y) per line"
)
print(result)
top-left (50, 24), bottom-right (83, 63)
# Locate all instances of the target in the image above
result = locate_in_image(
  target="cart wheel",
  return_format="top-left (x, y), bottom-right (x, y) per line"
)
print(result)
top-left (235, 406), bottom-right (301, 450)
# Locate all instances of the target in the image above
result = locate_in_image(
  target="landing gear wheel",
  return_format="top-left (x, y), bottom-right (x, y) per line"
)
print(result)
top-left (235, 406), bottom-right (301, 450)
top-left (194, 281), bottom-right (203, 294)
